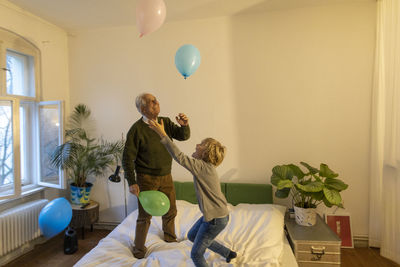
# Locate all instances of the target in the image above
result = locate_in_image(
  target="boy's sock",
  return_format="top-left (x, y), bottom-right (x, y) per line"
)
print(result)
top-left (226, 251), bottom-right (237, 263)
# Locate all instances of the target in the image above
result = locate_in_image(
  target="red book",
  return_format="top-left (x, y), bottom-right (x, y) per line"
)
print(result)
top-left (326, 215), bottom-right (353, 248)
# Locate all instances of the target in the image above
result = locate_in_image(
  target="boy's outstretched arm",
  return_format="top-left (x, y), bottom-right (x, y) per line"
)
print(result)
top-left (149, 120), bottom-right (202, 175)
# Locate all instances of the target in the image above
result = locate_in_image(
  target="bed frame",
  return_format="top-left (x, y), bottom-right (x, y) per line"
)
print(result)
top-left (173, 181), bottom-right (273, 205)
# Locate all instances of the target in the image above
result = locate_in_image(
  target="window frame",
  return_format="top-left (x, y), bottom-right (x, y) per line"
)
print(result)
top-left (37, 101), bottom-right (65, 189)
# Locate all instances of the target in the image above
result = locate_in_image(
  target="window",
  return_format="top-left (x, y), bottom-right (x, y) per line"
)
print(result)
top-left (6, 49), bottom-right (35, 97)
top-left (0, 28), bottom-right (65, 200)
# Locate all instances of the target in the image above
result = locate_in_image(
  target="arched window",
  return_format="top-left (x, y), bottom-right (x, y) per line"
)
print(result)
top-left (0, 28), bottom-right (64, 200)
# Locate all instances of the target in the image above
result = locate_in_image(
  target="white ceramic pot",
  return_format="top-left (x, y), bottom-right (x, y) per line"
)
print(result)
top-left (294, 206), bottom-right (317, 226)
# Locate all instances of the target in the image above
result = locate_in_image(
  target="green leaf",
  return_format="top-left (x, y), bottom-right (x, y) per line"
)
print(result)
top-left (270, 174), bottom-right (281, 186)
top-left (312, 174), bottom-right (322, 182)
top-left (324, 178), bottom-right (348, 191)
top-left (311, 191), bottom-right (324, 201)
top-left (272, 165), bottom-right (293, 180)
top-left (323, 187), bottom-right (341, 206)
top-left (288, 164), bottom-right (305, 179)
top-left (295, 181), bottom-right (324, 192)
top-left (275, 188), bottom-right (290, 198)
top-left (300, 162), bottom-right (319, 175)
top-left (277, 179), bottom-right (293, 190)
top-left (319, 163), bottom-right (339, 178)
top-left (323, 196), bottom-right (333, 208)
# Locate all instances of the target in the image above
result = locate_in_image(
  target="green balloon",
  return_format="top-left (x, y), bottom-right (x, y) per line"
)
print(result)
top-left (138, 190), bottom-right (170, 216)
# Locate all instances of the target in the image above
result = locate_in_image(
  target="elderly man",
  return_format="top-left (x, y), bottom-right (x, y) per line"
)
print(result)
top-left (122, 93), bottom-right (190, 259)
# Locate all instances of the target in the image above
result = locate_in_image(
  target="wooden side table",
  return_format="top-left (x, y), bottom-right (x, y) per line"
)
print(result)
top-left (285, 213), bottom-right (341, 267)
top-left (70, 200), bottom-right (99, 239)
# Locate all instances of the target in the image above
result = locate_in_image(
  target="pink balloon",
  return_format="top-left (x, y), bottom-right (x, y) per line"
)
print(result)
top-left (136, 0), bottom-right (167, 37)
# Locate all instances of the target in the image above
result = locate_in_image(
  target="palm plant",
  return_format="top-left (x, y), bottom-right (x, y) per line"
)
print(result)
top-left (51, 104), bottom-right (124, 187)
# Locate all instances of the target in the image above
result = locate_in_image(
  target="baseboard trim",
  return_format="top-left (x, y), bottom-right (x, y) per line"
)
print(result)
top-left (93, 221), bottom-right (119, 231)
top-left (353, 235), bottom-right (369, 248)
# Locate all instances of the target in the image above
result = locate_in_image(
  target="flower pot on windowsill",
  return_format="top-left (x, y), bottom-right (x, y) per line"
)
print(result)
top-left (70, 182), bottom-right (93, 205)
top-left (294, 205), bottom-right (317, 226)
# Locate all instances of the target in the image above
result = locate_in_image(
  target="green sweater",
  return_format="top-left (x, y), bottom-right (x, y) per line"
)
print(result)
top-left (122, 116), bottom-right (190, 185)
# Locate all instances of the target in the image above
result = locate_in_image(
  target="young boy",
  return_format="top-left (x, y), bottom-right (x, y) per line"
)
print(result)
top-left (149, 119), bottom-right (237, 267)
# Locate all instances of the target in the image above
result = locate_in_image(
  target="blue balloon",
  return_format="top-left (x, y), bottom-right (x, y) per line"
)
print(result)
top-left (175, 44), bottom-right (201, 79)
top-left (39, 197), bottom-right (72, 238)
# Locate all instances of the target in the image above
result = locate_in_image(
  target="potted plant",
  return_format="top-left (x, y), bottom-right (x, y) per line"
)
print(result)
top-left (51, 104), bottom-right (124, 205)
top-left (270, 162), bottom-right (348, 226)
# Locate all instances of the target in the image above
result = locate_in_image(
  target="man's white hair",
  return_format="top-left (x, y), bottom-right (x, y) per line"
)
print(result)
top-left (135, 93), bottom-right (148, 114)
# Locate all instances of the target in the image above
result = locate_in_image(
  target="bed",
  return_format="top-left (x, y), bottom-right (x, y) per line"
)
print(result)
top-left (74, 182), bottom-right (298, 267)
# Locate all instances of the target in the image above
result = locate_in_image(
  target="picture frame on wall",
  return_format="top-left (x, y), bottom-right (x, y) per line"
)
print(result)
top-left (325, 214), bottom-right (354, 248)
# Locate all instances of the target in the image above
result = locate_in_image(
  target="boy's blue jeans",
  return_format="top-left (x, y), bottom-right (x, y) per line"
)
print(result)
top-left (187, 215), bottom-right (231, 267)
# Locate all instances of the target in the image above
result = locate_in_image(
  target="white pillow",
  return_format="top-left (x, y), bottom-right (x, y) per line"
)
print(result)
top-left (216, 203), bottom-right (286, 266)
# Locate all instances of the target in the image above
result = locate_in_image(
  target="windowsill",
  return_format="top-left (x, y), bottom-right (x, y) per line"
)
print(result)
top-left (0, 185), bottom-right (46, 205)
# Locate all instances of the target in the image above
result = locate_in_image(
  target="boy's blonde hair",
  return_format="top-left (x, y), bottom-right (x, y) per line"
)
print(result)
top-left (201, 138), bottom-right (226, 166)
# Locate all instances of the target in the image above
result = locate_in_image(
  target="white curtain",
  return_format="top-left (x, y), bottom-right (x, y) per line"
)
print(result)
top-left (369, 0), bottom-right (400, 264)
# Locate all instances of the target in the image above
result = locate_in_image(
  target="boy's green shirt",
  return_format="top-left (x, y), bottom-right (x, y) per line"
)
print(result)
top-left (122, 116), bottom-right (190, 185)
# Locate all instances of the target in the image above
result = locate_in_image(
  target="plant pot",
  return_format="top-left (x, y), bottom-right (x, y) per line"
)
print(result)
top-left (70, 183), bottom-right (93, 205)
top-left (294, 206), bottom-right (317, 226)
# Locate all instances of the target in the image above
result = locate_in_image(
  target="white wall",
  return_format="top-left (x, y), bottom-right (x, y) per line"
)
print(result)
top-left (0, 1), bottom-right (70, 201)
top-left (68, 2), bottom-right (376, 236)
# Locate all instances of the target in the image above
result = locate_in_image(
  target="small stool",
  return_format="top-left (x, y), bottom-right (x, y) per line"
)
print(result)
top-left (70, 200), bottom-right (99, 239)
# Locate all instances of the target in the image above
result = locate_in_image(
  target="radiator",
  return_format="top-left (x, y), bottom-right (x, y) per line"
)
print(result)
top-left (0, 199), bottom-right (49, 257)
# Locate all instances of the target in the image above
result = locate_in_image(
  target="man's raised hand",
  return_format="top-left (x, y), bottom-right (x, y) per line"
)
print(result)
top-left (176, 113), bottom-right (189, 126)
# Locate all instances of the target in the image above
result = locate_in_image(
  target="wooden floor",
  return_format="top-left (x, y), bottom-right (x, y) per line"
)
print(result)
top-left (341, 247), bottom-right (399, 267)
top-left (4, 229), bottom-right (111, 267)
top-left (4, 229), bottom-right (400, 267)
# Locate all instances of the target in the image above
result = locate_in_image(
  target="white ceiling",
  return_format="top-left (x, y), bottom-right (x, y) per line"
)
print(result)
top-left (7, 0), bottom-right (374, 32)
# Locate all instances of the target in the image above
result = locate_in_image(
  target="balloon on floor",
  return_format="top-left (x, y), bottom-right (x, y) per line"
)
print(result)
top-left (175, 44), bottom-right (201, 79)
top-left (39, 197), bottom-right (72, 238)
top-left (136, 0), bottom-right (166, 37)
top-left (139, 190), bottom-right (170, 216)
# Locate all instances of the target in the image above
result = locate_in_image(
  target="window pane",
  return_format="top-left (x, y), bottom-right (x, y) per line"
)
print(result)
top-left (20, 102), bottom-right (35, 186)
top-left (0, 101), bottom-right (14, 189)
top-left (6, 50), bottom-right (35, 98)
top-left (39, 105), bottom-right (61, 185)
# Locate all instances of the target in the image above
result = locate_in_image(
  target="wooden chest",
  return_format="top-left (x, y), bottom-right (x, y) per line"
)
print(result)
top-left (285, 214), bottom-right (341, 267)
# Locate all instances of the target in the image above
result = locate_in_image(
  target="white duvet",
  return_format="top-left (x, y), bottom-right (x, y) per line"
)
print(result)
top-left (74, 200), bottom-right (287, 267)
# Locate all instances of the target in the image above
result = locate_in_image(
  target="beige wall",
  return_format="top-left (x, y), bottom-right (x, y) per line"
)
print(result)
top-left (68, 2), bottom-right (376, 235)
top-left (230, 3), bottom-right (376, 238)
